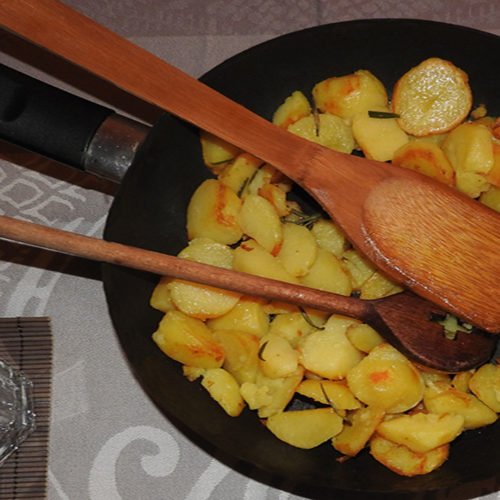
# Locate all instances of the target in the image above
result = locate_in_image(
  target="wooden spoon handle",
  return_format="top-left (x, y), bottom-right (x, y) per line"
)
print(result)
top-left (0, 0), bottom-right (320, 182)
top-left (0, 214), bottom-right (369, 319)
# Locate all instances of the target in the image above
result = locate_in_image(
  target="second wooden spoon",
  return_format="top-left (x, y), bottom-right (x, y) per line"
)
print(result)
top-left (0, 214), bottom-right (495, 372)
top-left (1, 0), bottom-right (500, 333)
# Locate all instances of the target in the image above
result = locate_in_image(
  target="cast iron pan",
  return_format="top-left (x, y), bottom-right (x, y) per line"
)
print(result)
top-left (98, 19), bottom-right (497, 499)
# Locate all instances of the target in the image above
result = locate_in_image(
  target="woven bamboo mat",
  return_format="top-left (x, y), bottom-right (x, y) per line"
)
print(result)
top-left (0, 318), bottom-right (52, 499)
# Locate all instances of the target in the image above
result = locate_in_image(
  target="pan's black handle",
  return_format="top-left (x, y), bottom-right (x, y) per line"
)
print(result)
top-left (0, 63), bottom-right (149, 183)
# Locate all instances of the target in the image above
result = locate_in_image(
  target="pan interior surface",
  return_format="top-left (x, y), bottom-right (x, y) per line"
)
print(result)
top-left (102, 19), bottom-right (500, 498)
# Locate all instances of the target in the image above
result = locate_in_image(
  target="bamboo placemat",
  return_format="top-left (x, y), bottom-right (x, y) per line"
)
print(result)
top-left (0, 318), bottom-right (52, 499)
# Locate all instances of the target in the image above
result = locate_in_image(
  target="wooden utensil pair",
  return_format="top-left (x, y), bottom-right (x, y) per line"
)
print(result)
top-left (0, 0), bottom-right (499, 371)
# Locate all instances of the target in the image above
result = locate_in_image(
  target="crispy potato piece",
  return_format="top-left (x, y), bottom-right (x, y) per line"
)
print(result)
top-left (442, 122), bottom-right (494, 197)
top-left (376, 412), bottom-right (464, 453)
top-left (346, 343), bottom-right (424, 413)
top-left (482, 142), bottom-right (500, 187)
top-left (469, 363), bottom-right (500, 412)
top-left (370, 434), bottom-right (449, 476)
top-left (201, 368), bottom-right (245, 417)
top-left (211, 329), bottom-right (260, 385)
top-left (392, 57), bottom-right (472, 136)
top-left (266, 408), bottom-right (343, 449)
top-left (238, 194), bottom-right (283, 254)
top-left (480, 186), bottom-right (500, 212)
top-left (352, 106), bottom-right (409, 161)
top-left (207, 297), bottom-right (270, 338)
top-left (287, 112), bottom-right (355, 154)
top-left (232, 239), bottom-right (299, 284)
top-left (218, 153), bottom-right (263, 196)
top-left (258, 334), bottom-right (299, 379)
top-left (177, 237), bottom-right (234, 269)
top-left (272, 90), bottom-right (311, 128)
top-left (187, 179), bottom-right (243, 244)
top-left (152, 311), bottom-right (224, 368)
top-left (167, 280), bottom-right (241, 320)
top-left (452, 370), bottom-right (475, 393)
top-left (240, 366), bottom-right (304, 418)
top-left (296, 379), bottom-right (361, 410)
top-left (150, 276), bottom-right (176, 313)
top-left (313, 70), bottom-right (388, 121)
top-left (298, 315), bottom-right (363, 379)
top-left (258, 183), bottom-right (291, 217)
top-left (332, 406), bottom-right (385, 456)
top-left (277, 223), bottom-right (318, 277)
top-left (392, 140), bottom-right (455, 185)
top-left (341, 249), bottom-right (375, 290)
top-left (359, 271), bottom-right (403, 300)
top-left (200, 130), bottom-right (240, 174)
top-left (301, 249), bottom-right (352, 296)
top-left (268, 311), bottom-right (323, 347)
top-left (310, 219), bottom-right (347, 258)
top-left (423, 384), bottom-right (498, 429)
top-left (346, 323), bottom-right (384, 353)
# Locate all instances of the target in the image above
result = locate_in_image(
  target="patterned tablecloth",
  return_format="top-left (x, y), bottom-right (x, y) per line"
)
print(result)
top-left (0, 1), bottom-right (499, 499)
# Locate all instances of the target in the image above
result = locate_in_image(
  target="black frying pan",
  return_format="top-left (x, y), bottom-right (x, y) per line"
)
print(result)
top-left (2, 19), bottom-right (500, 499)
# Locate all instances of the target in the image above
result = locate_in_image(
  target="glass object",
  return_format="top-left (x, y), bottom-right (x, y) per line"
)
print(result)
top-left (0, 360), bottom-right (35, 465)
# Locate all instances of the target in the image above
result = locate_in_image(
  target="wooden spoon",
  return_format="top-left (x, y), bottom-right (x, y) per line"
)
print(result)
top-left (0, 214), bottom-right (495, 372)
top-left (1, 1), bottom-right (500, 334)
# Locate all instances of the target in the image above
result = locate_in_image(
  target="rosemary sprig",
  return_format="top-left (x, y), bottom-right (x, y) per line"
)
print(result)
top-left (299, 307), bottom-right (325, 330)
top-left (320, 382), bottom-right (351, 425)
top-left (258, 341), bottom-right (269, 361)
top-left (368, 110), bottom-right (400, 119)
top-left (281, 209), bottom-right (322, 228)
top-left (236, 162), bottom-right (266, 198)
top-left (313, 108), bottom-right (321, 137)
top-left (210, 157), bottom-right (234, 166)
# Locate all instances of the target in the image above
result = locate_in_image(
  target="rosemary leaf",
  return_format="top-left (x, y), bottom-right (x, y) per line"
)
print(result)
top-left (299, 307), bottom-right (325, 330)
top-left (258, 341), bottom-right (269, 361)
top-left (368, 110), bottom-right (400, 119)
top-left (210, 157), bottom-right (234, 165)
top-left (320, 382), bottom-right (351, 425)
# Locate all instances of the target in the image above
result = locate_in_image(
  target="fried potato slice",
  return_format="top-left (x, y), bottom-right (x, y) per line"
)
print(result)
top-left (272, 90), bottom-right (311, 128)
top-left (392, 140), bottom-right (455, 185)
top-left (370, 434), bottom-right (449, 477)
top-left (392, 57), bottom-right (472, 136)
top-left (346, 343), bottom-right (424, 413)
top-left (201, 368), bottom-right (245, 417)
top-left (266, 408), bottom-right (343, 449)
top-left (469, 363), bottom-right (500, 412)
top-left (296, 379), bottom-right (361, 410)
top-left (152, 311), bottom-right (224, 369)
top-left (332, 406), bottom-right (385, 456)
top-left (376, 412), bottom-right (464, 453)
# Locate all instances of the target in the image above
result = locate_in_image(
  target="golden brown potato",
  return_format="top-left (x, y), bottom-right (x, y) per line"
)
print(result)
top-left (149, 276), bottom-right (176, 313)
top-left (351, 106), bottom-right (409, 161)
top-left (152, 311), bottom-right (224, 368)
top-left (200, 130), bottom-right (240, 174)
top-left (332, 406), bottom-right (385, 456)
top-left (277, 223), bottom-right (318, 277)
top-left (346, 343), bottom-right (424, 413)
top-left (296, 379), bottom-right (361, 410)
top-left (272, 90), bottom-right (311, 128)
top-left (392, 140), bottom-right (455, 185)
top-left (310, 219), bottom-right (347, 258)
top-left (266, 408), bottom-right (344, 449)
top-left (211, 328), bottom-right (260, 384)
top-left (370, 434), bottom-right (449, 476)
top-left (287, 112), bottom-right (355, 153)
top-left (298, 315), bottom-right (363, 379)
top-left (469, 363), bottom-right (500, 412)
top-left (186, 179), bottom-right (243, 244)
top-left (238, 194), bottom-right (283, 254)
top-left (442, 122), bottom-right (494, 197)
top-left (258, 333), bottom-right (299, 379)
top-left (345, 323), bottom-right (384, 353)
top-left (376, 412), bottom-right (464, 453)
top-left (207, 297), bottom-right (270, 338)
top-left (301, 249), bottom-right (352, 296)
top-left (392, 57), bottom-right (472, 136)
top-left (201, 368), bottom-right (245, 417)
top-left (423, 384), bottom-right (498, 429)
top-left (313, 70), bottom-right (388, 121)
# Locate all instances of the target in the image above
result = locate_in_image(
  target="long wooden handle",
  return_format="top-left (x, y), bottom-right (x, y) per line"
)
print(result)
top-left (0, 214), bottom-right (369, 319)
top-left (0, 0), bottom-right (320, 182)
